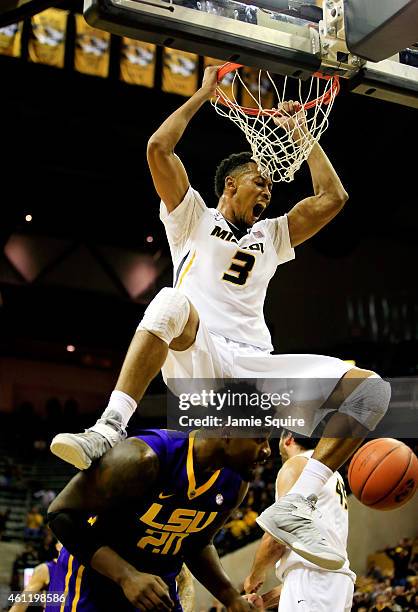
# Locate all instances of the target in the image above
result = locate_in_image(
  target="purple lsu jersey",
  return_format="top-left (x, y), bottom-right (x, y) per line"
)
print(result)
top-left (46, 559), bottom-right (57, 581)
top-left (46, 429), bottom-right (243, 612)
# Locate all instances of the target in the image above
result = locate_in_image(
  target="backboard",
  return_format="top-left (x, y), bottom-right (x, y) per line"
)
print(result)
top-left (83, 0), bottom-right (418, 107)
top-left (84, 0), bottom-right (325, 80)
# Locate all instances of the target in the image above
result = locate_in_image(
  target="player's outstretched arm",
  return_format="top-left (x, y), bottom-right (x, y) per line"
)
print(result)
top-left (286, 140), bottom-right (348, 247)
top-left (243, 532), bottom-right (286, 595)
top-left (147, 65), bottom-right (218, 212)
top-left (274, 101), bottom-right (348, 247)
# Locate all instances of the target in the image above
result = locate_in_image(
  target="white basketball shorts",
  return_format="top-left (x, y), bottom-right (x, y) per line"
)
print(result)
top-left (279, 567), bottom-right (354, 612)
top-left (161, 319), bottom-right (352, 436)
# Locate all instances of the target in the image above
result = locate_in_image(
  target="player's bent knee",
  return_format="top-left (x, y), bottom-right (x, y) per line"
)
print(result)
top-left (339, 373), bottom-right (391, 431)
top-left (137, 287), bottom-right (191, 345)
top-left (169, 301), bottom-right (199, 351)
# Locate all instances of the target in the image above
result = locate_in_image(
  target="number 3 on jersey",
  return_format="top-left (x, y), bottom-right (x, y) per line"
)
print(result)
top-left (223, 250), bottom-right (255, 286)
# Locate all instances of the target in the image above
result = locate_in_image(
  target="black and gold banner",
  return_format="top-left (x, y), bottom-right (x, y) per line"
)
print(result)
top-left (241, 66), bottom-right (274, 110)
top-left (120, 38), bottom-right (156, 87)
top-left (28, 8), bottom-right (68, 68)
top-left (0, 22), bottom-right (22, 57)
top-left (162, 48), bottom-right (198, 97)
top-left (75, 14), bottom-right (110, 77)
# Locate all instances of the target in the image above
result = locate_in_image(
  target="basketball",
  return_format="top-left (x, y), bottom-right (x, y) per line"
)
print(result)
top-left (348, 439), bottom-right (418, 510)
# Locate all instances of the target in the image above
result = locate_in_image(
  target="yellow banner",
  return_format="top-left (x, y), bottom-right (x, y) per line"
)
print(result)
top-left (120, 39), bottom-right (156, 87)
top-left (241, 66), bottom-right (274, 110)
top-left (28, 8), bottom-right (67, 68)
top-left (162, 48), bottom-right (198, 97)
top-left (204, 56), bottom-right (239, 105)
top-left (75, 15), bottom-right (110, 78)
top-left (0, 22), bottom-right (22, 58)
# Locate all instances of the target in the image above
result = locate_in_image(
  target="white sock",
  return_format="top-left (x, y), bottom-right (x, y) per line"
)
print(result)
top-left (287, 458), bottom-right (334, 498)
top-left (100, 390), bottom-right (137, 430)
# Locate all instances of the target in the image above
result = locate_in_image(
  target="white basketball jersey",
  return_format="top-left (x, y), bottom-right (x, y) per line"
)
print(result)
top-left (160, 187), bottom-right (295, 351)
top-left (275, 450), bottom-right (356, 582)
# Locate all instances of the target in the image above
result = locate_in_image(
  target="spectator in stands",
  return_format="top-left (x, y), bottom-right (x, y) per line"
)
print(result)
top-left (33, 488), bottom-right (56, 511)
top-left (37, 529), bottom-right (57, 563)
top-left (367, 561), bottom-right (384, 581)
top-left (24, 506), bottom-right (43, 539)
top-left (350, 536), bottom-right (418, 612)
top-left (0, 459), bottom-right (13, 488)
top-left (245, 490), bottom-right (255, 507)
top-left (392, 584), bottom-right (408, 608)
top-left (369, 591), bottom-right (393, 611)
top-left (409, 553), bottom-right (418, 575)
top-left (9, 542), bottom-right (62, 612)
top-left (0, 506), bottom-right (10, 540)
top-left (226, 509), bottom-right (249, 540)
top-left (249, 466), bottom-right (265, 494)
top-left (0, 471), bottom-right (10, 487)
top-left (385, 539), bottom-right (412, 587)
top-left (243, 506), bottom-right (258, 530)
top-left (10, 464), bottom-right (25, 490)
top-left (10, 542), bottom-right (39, 591)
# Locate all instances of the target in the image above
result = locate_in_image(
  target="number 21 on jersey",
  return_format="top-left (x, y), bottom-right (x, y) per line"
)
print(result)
top-left (223, 250), bottom-right (255, 286)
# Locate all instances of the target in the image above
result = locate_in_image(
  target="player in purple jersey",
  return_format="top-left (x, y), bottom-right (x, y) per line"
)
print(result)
top-left (9, 545), bottom-right (61, 612)
top-left (46, 429), bottom-right (271, 612)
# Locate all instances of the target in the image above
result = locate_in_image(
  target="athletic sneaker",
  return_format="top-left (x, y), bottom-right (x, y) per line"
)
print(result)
top-left (50, 414), bottom-right (126, 470)
top-left (256, 493), bottom-right (345, 571)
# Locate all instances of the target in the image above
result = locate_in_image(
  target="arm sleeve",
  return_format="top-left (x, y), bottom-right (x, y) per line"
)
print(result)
top-left (48, 511), bottom-right (107, 566)
top-left (264, 214), bottom-right (295, 265)
top-left (159, 187), bottom-right (207, 264)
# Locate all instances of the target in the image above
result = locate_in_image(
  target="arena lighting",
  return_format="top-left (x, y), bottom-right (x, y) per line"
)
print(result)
top-left (66, 344), bottom-right (76, 353)
top-left (25, 214), bottom-right (32, 222)
top-left (146, 235), bottom-right (154, 243)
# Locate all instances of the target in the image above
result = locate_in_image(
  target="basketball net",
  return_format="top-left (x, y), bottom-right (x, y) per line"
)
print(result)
top-left (212, 63), bottom-right (340, 183)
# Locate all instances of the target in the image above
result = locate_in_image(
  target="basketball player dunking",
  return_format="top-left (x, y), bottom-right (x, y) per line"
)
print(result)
top-left (50, 65), bottom-right (391, 568)
top-left (244, 431), bottom-right (355, 611)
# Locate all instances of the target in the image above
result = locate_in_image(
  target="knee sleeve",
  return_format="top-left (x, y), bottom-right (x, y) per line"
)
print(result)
top-left (137, 287), bottom-right (190, 345)
top-left (339, 374), bottom-right (391, 431)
